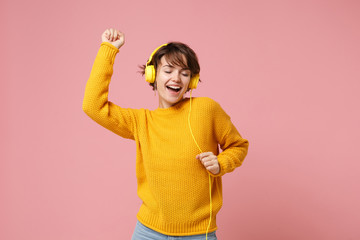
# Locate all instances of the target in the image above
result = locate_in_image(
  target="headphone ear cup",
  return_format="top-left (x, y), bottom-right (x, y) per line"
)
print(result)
top-left (188, 74), bottom-right (200, 89)
top-left (145, 65), bottom-right (156, 83)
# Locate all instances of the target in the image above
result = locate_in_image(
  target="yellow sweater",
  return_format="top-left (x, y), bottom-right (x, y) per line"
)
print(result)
top-left (82, 42), bottom-right (249, 236)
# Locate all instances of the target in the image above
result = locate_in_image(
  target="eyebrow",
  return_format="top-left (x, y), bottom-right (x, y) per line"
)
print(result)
top-left (162, 64), bottom-right (190, 71)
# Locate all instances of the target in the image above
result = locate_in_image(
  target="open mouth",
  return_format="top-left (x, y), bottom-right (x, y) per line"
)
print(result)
top-left (166, 85), bottom-right (182, 93)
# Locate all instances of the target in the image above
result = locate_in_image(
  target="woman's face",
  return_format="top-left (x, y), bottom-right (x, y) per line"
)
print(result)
top-left (155, 56), bottom-right (191, 108)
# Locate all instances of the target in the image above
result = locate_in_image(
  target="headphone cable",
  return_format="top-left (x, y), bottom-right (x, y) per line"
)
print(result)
top-left (188, 90), bottom-right (213, 240)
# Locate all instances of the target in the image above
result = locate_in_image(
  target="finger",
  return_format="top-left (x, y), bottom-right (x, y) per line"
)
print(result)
top-left (200, 156), bottom-right (211, 163)
top-left (201, 155), bottom-right (216, 163)
top-left (199, 152), bottom-right (214, 159)
top-left (113, 29), bottom-right (116, 41)
top-left (104, 29), bottom-right (110, 40)
top-left (196, 153), bottom-right (205, 159)
top-left (107, 28), bottom-right (112, 41)
top-left (119, 31), bottom-right (125, 43)
top-left (206, 165), bottom-right (216, 171)
top-left (114, 30), bottom-right (118, 40)
top-left (114, 29), bottom-right (119, 40)
top-left (116, 31), bottom-right (121, 40)
top-left (204, 159), bottom-right (218, 167)
top-left (204, 161), bottom-right (213, 167)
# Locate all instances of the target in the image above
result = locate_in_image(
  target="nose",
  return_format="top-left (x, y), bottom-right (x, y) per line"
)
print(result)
top-left (172, 71), bottom-right (181, 82)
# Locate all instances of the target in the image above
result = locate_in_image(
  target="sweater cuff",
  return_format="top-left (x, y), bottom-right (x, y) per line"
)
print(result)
top-left (99, 42), bottom-right (119, 61)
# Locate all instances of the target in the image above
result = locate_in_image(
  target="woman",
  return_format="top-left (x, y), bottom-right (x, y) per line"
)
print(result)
top-left (82, 28), bottom-right (249, 240)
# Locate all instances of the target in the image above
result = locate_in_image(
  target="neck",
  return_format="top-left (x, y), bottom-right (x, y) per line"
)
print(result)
top-left (158, 97), bottom-right (185, 109)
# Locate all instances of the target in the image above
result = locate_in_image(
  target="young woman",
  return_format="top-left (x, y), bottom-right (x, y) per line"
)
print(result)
top-left (82, 28), bottom-right (249, 240)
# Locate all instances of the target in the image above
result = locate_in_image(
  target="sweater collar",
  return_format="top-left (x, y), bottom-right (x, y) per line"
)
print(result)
top-left (153, 98), bottom-right (190, 115)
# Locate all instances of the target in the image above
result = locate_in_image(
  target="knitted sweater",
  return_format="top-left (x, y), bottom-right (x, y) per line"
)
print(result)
top-left (82, 42), bottom-right (249, 236)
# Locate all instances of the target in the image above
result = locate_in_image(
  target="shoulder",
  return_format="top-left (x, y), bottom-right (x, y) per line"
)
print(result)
top-left (192, 97), bottom-right (224, 112)
top-left (190, 97), bottom-right (230, 121)
top-left (192, 97), bottom-right (220, 108)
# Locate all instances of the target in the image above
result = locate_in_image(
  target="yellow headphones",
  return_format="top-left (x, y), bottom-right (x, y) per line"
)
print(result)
top-left (145, 43), bottom-right (200, 89)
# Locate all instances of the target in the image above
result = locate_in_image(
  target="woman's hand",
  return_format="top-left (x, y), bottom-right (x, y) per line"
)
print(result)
top-left (101, 28), bottom-right (125, 49)
top-left (196, 152), bottom-right (220, 175)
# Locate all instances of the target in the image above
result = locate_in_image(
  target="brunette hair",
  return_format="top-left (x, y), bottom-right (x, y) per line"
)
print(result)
top-left (139, 42), bottom-right (201, 91)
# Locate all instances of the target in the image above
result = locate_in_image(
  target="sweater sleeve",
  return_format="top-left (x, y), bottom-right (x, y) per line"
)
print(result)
top-left (210, 100), bottom-right (249, 177)
top-left (82, 42), bottom-right (137, 140)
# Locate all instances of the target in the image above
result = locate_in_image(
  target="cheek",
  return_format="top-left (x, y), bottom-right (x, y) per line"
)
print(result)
top-left (183, 77), bottom-right (191, 86)
top-left (155, 73), bottom-right (167, 84)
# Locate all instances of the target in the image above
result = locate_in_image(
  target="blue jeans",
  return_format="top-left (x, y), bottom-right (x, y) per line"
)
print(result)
top-left (131, 220), bottom-right (218, 240)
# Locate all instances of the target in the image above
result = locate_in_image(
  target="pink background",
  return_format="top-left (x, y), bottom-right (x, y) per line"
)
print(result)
top-left (1, 0), bottom-right (359, 239)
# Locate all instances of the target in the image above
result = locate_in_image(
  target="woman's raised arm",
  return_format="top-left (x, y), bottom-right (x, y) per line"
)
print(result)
top-left (82, 29), bottom-right (137, 140)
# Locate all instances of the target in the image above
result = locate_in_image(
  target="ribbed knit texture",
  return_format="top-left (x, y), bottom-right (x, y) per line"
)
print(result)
top-left (82, 42), bottom-right (249, 236)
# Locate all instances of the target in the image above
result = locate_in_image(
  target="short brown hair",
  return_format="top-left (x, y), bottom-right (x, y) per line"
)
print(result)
top-left (139, 42), bottom-right (201, 91)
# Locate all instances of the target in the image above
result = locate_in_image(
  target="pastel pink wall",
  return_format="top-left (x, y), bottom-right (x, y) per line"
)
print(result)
top-left (1, 0), bottom-right (359, 239)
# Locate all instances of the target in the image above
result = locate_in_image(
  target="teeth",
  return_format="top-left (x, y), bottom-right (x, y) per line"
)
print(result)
top-left (168, 86), bottom-right (181, 90)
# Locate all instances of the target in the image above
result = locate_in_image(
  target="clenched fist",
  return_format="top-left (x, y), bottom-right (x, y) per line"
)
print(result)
top-left (102, 28), bottom-right (125, 49)
top-left (196, 152), bottom-right (220, 175)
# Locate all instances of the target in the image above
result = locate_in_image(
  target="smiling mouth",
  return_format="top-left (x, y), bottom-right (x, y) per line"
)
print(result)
top-left (166, 85), bottom-right (182, 92)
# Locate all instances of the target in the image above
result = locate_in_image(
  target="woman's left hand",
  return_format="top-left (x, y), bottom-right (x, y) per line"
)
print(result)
top-left (196, 152), bottom-right (220, 175)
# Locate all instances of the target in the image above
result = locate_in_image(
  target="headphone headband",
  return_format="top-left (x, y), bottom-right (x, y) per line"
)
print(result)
top-left (146, 43), bottom-right (168, 67)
